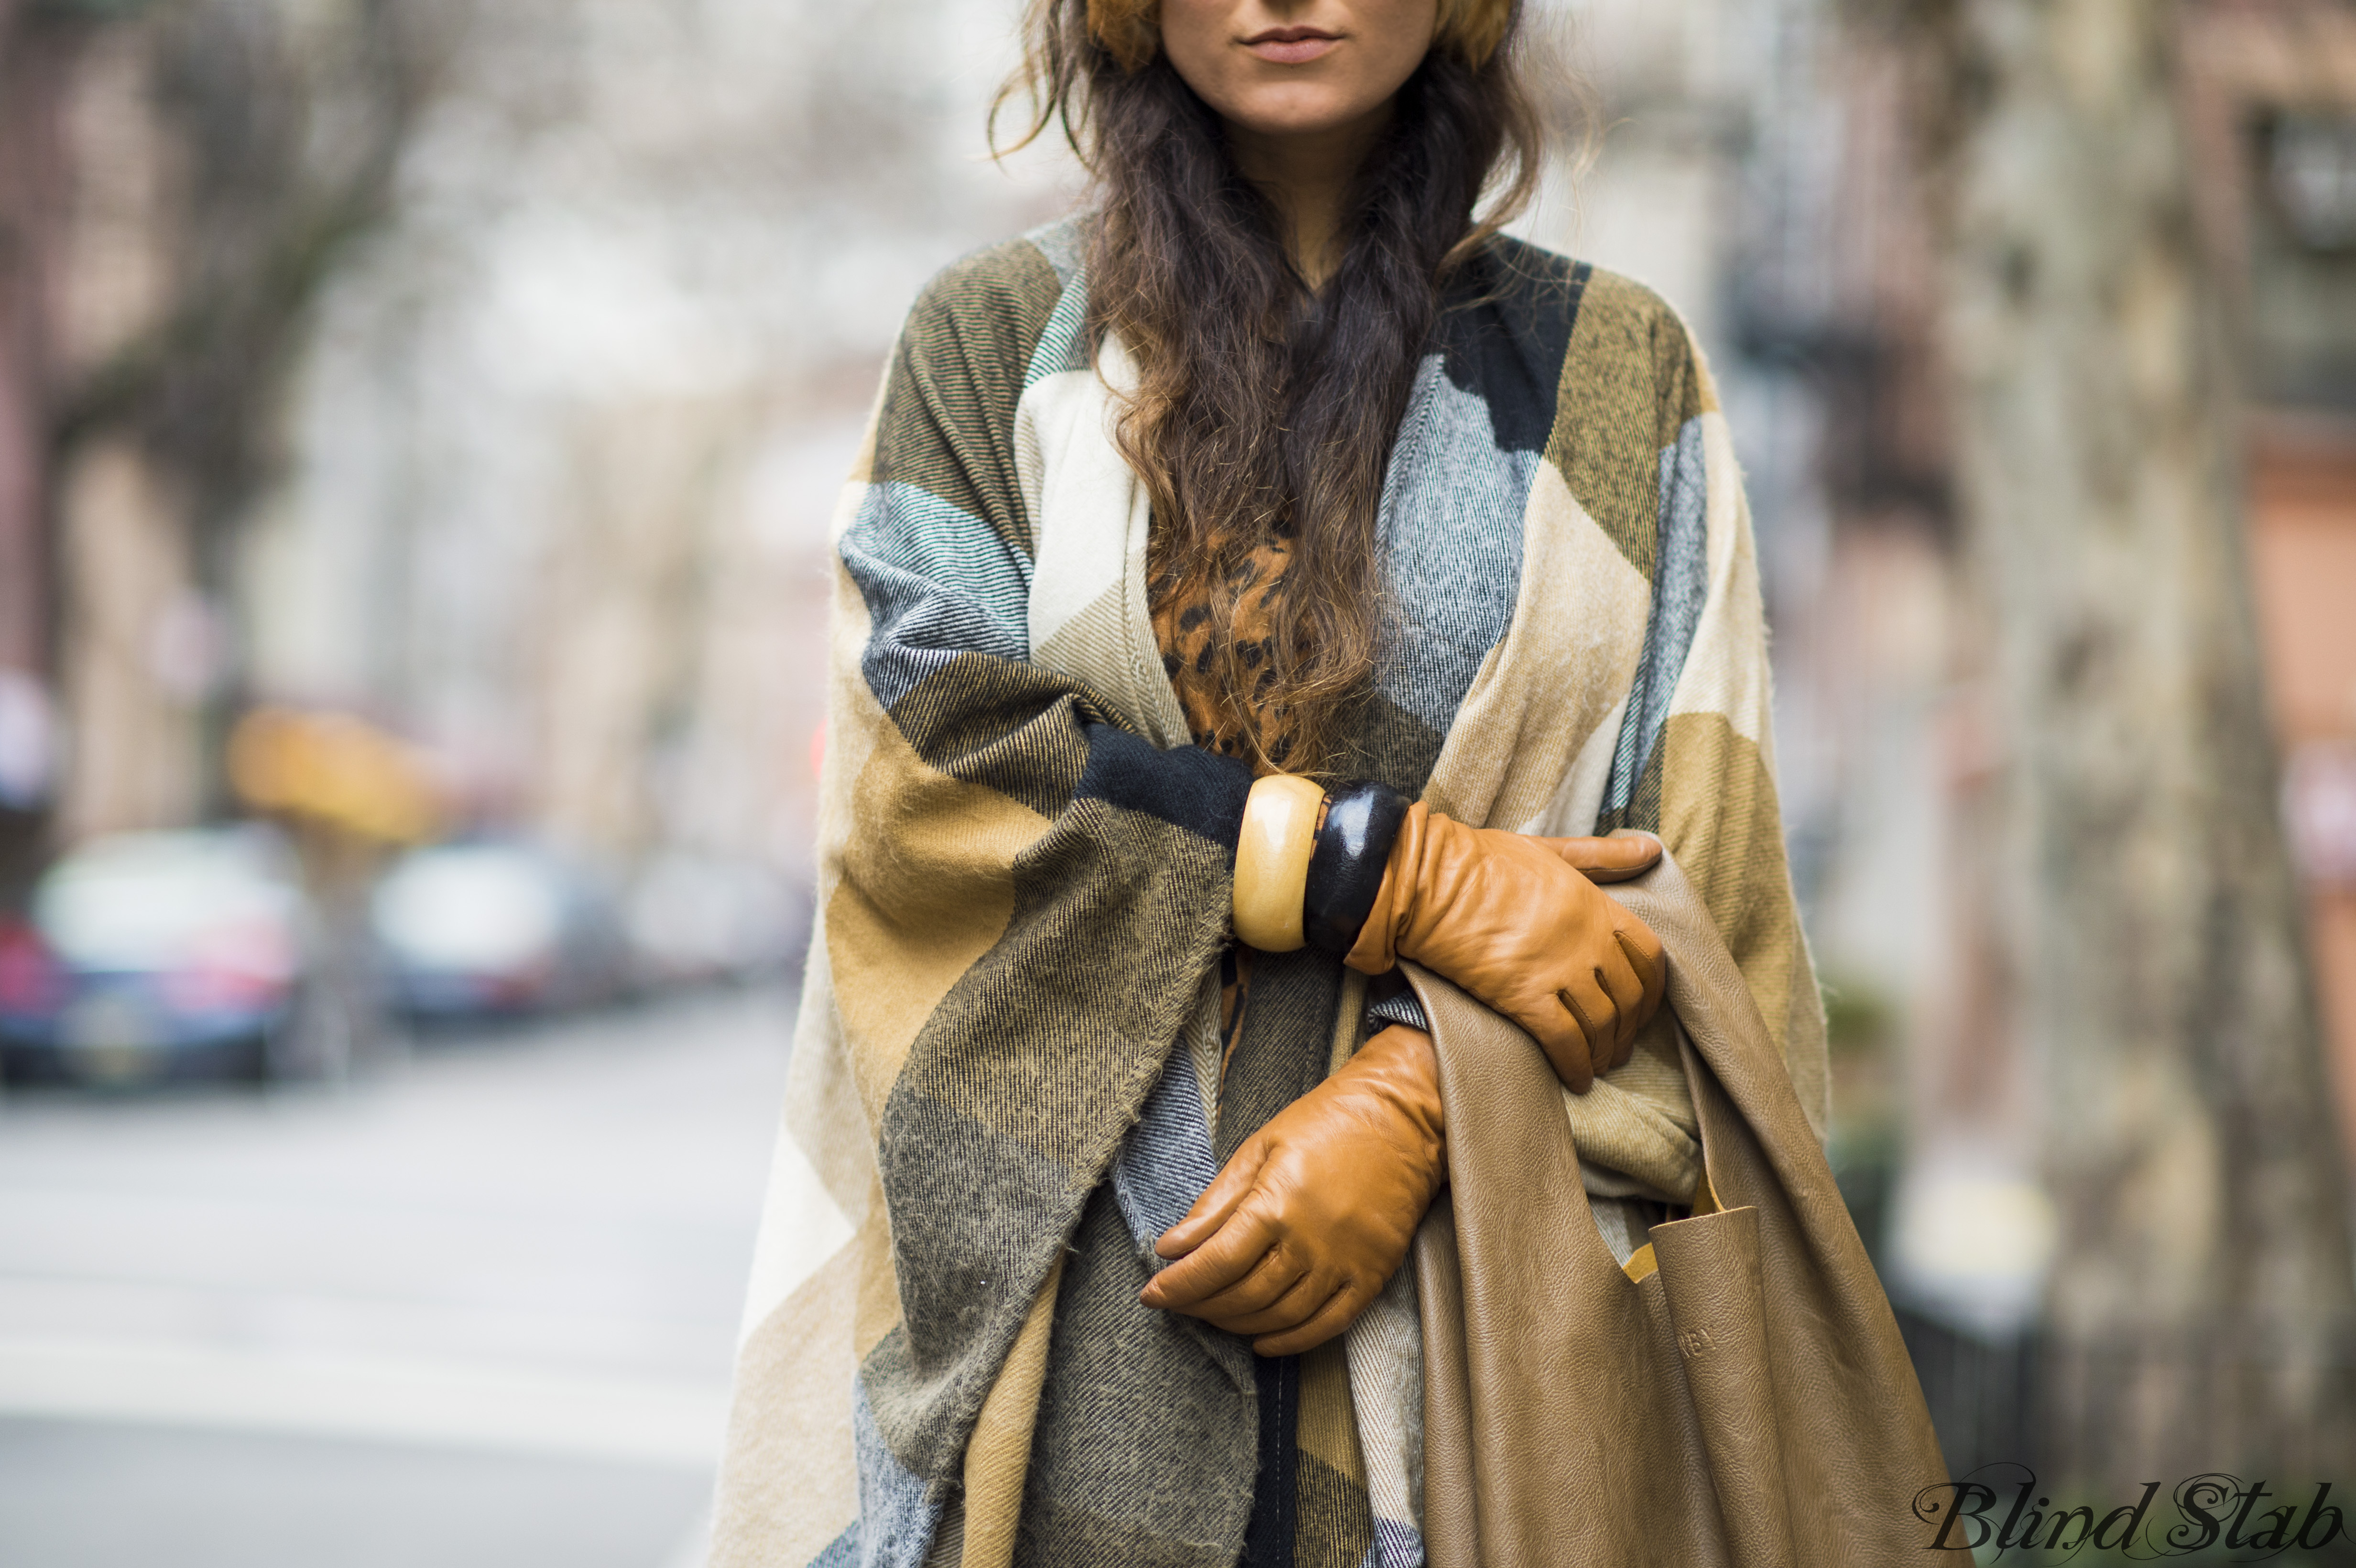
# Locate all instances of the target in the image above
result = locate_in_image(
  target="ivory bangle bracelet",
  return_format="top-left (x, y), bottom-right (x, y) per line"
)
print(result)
top-left (1233, 773), bottom-right (1326, 952)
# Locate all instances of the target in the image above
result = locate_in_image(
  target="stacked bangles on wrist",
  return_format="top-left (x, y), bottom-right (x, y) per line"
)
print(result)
top-left (1232, 773), bottom-right (1411, 954)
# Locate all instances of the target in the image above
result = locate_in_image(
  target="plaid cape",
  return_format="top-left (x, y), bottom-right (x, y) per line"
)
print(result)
top-left (709, 217), bottom-right (1827, 1568)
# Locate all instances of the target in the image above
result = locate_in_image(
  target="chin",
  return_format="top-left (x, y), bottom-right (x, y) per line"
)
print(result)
top-left (1221, 86), bottom-right (1375, 140)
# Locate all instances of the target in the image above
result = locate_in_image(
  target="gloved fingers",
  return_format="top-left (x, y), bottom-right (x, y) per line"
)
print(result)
top-left (1557, 973), bottom-right (1623, 1074)
top-left (1197, 1263), bottom-right (1338, 1338)
top-left (1527, 1002), bottom-right (1600, 1095)
top-left (1140, 1203), bottom-right (1283, 1310)
top-left (1592, 944), bottom-right (1648, 1062)
top-left (1614, 916), bottom-right (1669, 1022)
top-left (1534, 831), bottom-right (1661, 884)
top-left (1156, 1139), bottom-right (1270, 1260)
top-left (1251, 1276), bottom-right (1377, 1357)
top-left (1169, 1240), bottom-right (1316, 1323)
top-left (1616, 936), bottom-right (1667, 1044)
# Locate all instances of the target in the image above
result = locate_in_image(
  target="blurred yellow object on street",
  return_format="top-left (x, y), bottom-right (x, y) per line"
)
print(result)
top-left (227, 708), bottom-right (442, 847)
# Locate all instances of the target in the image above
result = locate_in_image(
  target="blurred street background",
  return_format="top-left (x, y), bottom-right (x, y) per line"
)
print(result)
top-left (0, 987), bottom-right (789, 1567)
top-left (0, 0), bottom-right (2354, 1560)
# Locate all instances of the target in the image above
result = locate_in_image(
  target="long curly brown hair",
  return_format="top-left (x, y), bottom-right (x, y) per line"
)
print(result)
top-left (1001, 1), bottom-right (1542, 775)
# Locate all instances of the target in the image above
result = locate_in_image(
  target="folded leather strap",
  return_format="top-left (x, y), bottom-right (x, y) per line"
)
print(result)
top-left (1303, 779), bottom-right (1410, 954)
top-left (1233, 773), bottom-right (1327, 951)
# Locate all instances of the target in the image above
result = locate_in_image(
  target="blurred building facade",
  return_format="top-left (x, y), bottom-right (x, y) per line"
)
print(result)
top-left (2, 0), bottom-right (2351, 1472)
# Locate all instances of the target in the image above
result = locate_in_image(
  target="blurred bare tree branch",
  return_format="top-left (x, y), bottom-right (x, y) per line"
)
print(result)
top-left (53, 0), bottom-right (458, 544)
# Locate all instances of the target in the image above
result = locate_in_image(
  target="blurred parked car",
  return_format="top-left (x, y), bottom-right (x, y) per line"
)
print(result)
top-left (0, 828), bottom-right (312, 1086)
top-left (624, 852), bottom-right (804, 988)
top-left (371, 839), bottom-right (630, 1022)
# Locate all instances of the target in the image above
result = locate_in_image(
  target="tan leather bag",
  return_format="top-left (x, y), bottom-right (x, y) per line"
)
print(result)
top-left (1407, 855), bottom-right (1948, 1567)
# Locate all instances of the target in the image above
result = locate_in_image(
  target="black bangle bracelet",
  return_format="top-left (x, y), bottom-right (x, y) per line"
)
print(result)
top-left (1303, 779), bottom-right (1411, 954)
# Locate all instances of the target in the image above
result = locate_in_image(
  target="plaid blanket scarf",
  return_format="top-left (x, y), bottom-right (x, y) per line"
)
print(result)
top-left (708, 216), bottom-right (1827, 1568)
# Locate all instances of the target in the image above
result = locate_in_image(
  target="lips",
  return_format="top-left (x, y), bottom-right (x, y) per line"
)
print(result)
top-left (1243, 26), bottom-right (1340, 65)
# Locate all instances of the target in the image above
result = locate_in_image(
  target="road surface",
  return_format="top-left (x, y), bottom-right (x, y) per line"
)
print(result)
top-left (0, 985), bottom-right (795, 1568)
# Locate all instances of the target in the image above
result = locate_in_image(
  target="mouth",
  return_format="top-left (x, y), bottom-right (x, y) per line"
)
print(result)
top-left (1243, 25), bottom-right (1342, 65)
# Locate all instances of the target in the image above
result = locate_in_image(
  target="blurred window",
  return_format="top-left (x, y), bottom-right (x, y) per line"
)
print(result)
top-left (2252, 112), bottom-right (2356, 408)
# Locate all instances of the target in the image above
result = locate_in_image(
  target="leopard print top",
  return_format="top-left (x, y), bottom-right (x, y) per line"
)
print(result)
top-left (1147, 534), bottom-right (1301, 776)
top-left (1149, 530), bottom-right (1307, 1038)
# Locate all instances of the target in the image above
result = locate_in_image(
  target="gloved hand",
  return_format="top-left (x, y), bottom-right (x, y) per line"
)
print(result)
top-left (1346, 810), bottom-right (1667, 1093)
top-left (1139, 1024), bottom-right (1444, 1357)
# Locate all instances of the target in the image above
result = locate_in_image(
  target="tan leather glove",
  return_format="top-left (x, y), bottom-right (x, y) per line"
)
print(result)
top-left (1346, 808), bottom-right (1667, 1093)
top-left (1139, 1024), bottom-right (1443, 1357)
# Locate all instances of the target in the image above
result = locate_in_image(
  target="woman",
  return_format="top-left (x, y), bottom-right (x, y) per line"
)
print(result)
top-left (712, 3), bottom-right (1934, 1565)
